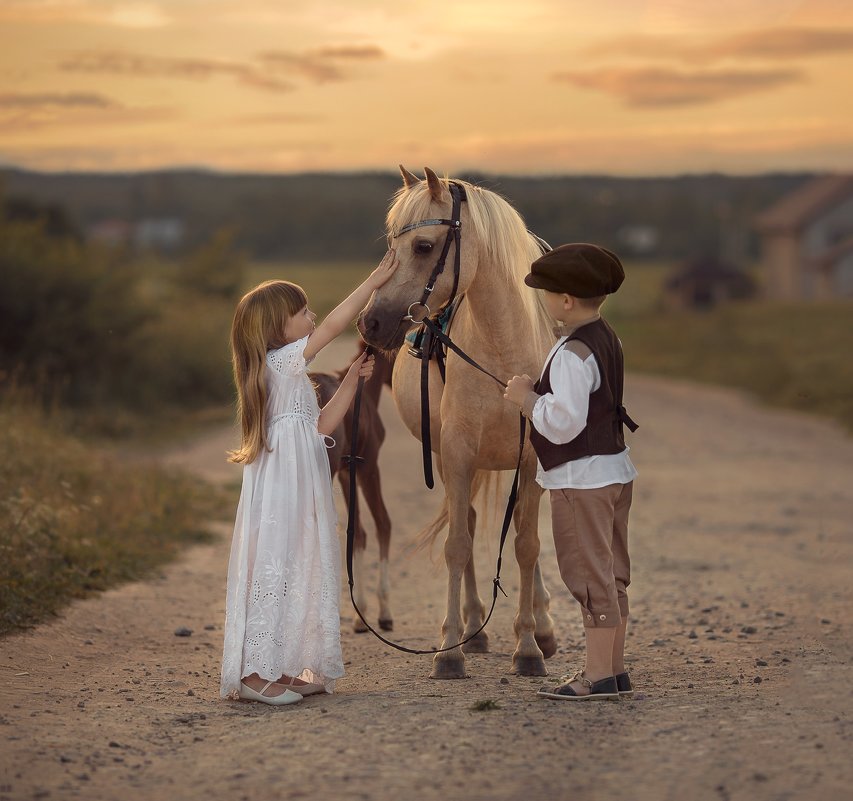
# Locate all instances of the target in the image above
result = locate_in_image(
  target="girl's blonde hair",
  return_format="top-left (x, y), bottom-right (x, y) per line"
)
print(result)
top-left (228, 280), bottom-right (308, 464)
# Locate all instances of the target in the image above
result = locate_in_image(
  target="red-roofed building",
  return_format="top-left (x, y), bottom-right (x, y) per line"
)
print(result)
top-left (755, 174), bottom-right (853, 300)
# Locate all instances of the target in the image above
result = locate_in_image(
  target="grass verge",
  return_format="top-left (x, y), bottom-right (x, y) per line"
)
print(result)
top-left (607, 265), bottom-right (853, 433)
top-left (0, 401), bottom-right (234, 636)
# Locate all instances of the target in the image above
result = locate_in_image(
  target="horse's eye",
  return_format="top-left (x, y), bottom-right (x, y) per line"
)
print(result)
top-left (415, 240), bottom-right (434, 255)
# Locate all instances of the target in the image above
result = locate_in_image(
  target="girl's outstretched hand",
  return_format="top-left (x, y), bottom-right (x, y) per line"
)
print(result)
top-left (367, 249), bottom-right (399, 289)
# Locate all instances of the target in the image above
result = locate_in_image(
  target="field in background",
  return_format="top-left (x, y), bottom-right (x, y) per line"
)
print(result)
top-left (247, 260), bottom-right (852, 432)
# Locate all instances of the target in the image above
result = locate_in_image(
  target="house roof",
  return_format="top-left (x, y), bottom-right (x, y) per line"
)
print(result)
top-left (754, 174), bottom-right (853, 234)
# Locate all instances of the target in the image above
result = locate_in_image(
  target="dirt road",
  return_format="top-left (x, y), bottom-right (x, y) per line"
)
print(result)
top-left (2, 338), bottom-right (851, 801)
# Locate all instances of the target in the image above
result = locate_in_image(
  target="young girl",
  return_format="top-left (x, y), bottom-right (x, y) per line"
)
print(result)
top-left (220, 250), bottom-right (399, 705)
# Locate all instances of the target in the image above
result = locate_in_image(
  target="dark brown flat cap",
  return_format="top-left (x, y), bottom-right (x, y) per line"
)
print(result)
top-left (525, 243), bottom-right (624, 297)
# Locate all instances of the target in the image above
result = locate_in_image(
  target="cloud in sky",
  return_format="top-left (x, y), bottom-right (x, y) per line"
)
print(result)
top-left (0, 91), bottom-right (173, 132)
top-left (59, 50), bottom-right (297, 93)
top-left (257, 45), bottom-right (386, 84)
top-left (552, 66), bottom-right (804, 107)
top-left (0, 91), bottom-right (118, 109)
top-left (59, 44), bottom-right (386, 91)
top-left (591, 27), bottom-right (853, 63)
top-left (310, 45), bottom-right (385, 60)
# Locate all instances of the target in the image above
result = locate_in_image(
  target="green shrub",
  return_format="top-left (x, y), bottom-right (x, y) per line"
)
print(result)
top-left (0, 216), bottom-right (241, 419)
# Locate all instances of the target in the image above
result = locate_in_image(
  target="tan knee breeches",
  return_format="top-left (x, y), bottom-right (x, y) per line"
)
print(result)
top-left (549, 481), bottom-right (633, 629)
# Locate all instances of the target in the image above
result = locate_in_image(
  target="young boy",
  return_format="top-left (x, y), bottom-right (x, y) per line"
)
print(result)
top-left (504, 242), bottom-right (638, 700)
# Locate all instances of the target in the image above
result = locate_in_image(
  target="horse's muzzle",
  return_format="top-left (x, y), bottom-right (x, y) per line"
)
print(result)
top-left (358, 309), bottom-right (410, 351)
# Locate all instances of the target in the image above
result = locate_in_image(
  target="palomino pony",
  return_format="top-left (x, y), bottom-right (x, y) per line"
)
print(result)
top-left (311, 345), bottom-right (395, 632)
top-left (358, 166), bottom-right (557, 678)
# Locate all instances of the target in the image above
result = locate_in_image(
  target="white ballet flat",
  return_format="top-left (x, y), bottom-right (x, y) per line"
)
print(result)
top-left (239, 680), bottom-right (302, 705)
top-left (291, 682), bottom-right (327, 696)
top-left (278, 677), bottom-right (327, 696)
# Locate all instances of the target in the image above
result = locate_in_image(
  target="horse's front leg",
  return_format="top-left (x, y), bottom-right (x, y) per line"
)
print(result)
top-left (533, 558), bottom-right (558, 658)
top-left (461, 504), bottom-right (489, 653)
top-left (526, 476), bottom-right (557, 657)
top-left (431, 450), bottom-right (474, 679)
top-left (357, 460), bottom-right (393, 631)
top-left (511, 466), bottom-right (547, 676)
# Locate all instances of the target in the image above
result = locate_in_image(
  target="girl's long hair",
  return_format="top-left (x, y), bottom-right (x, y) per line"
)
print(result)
top-left (228, 280), bottom-right (308, 465)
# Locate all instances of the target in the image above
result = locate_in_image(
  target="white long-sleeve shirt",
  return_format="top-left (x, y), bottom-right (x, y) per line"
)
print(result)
top-left (530, 336), bottom-right (638, 490)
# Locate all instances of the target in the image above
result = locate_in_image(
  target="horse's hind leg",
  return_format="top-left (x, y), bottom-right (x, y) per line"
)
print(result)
top-left (340, 468), bottom-right (369, 633)
top-left (357, 463), bottom-right (393, 631)
top-left (461, 504), bottom-right (489, 653)
top-left (533, 559), bottom-right (557, 658)
top-left (511, 467), bottom-right (547, 676)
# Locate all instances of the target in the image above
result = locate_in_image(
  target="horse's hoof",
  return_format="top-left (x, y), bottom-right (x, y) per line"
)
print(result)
top-left (430, 654), bottom-right (469, 679)
top-left (353, 618), bottom-right (369, 633)
top-left (378, 618), bottom-right (394, 632)
top-left (535, 633), bottom-right (558, 659)
top-left (461, 631), bottom-right (489, 654)
top-left (511, 654), bottom-right (547, 676)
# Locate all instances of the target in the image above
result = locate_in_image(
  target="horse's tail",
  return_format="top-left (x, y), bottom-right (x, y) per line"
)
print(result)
top-left (414, 469), bottom-right (504, 557)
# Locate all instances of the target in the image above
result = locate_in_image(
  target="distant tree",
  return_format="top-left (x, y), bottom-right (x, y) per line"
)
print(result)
top-left (179, 227), bottom-right (246, 299)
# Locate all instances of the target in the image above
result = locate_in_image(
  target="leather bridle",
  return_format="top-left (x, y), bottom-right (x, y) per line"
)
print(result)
top-left (395, 181), bottom-right (467, 326)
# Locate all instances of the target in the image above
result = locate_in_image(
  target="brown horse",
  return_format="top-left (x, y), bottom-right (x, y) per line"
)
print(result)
top-left (358, 166), bottom-right (557, 678)
top-left (311, 344), bottom-right (395, 633)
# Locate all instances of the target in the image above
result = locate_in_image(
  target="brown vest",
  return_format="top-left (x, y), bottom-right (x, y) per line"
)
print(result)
top-left (529, 318), bottom-right (636, 471)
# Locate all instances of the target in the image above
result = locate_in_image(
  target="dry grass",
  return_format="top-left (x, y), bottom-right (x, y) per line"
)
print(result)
top-left (0, 400), bottom-right (233, 635)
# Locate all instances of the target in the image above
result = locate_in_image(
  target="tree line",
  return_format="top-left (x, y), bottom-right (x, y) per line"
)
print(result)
top-left (1, 168), bottom-right (815, 264)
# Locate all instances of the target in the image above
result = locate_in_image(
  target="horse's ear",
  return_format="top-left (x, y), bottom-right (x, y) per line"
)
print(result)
top-left (424, 167), bottom-right (447, 202)
top-left (399, 165), bottom-right (419, 188)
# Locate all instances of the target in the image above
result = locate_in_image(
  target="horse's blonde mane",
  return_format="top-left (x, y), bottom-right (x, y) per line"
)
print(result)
top-left (387, 176), bottom-right (552, 356)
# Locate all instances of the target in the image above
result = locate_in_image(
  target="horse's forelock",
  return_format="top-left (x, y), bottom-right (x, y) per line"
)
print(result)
top-left (386, 181), bottom-right (435, 238)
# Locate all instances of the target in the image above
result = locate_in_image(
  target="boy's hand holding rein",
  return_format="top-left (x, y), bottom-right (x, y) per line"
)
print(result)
top-left (504, 374), bottom-right (538, 418)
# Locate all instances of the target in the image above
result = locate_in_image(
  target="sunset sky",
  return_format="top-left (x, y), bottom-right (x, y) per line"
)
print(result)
top-left (1, 0), bottom-right (852, 175)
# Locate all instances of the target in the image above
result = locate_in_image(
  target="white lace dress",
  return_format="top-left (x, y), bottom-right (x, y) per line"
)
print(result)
top-left (220, 335), bottom-right (344, 699)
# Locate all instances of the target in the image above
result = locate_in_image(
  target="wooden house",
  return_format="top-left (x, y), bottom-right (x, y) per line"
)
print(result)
top-left (754, 174), bottom-right (853, 300)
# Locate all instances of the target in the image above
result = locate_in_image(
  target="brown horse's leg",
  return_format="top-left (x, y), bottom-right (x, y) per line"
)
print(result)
top-left (357, 462), bottom-right (393, 631)
top-left (340, 468), bottom-right (369, 633)
top-left (510, 467), bottom-right (547, 676)
top-left (461, 504), bottom-right (489, 653)
top-left (533, 559), bottom-right (558, 658)
top-left (431, 454), bottom-right (473, 679)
